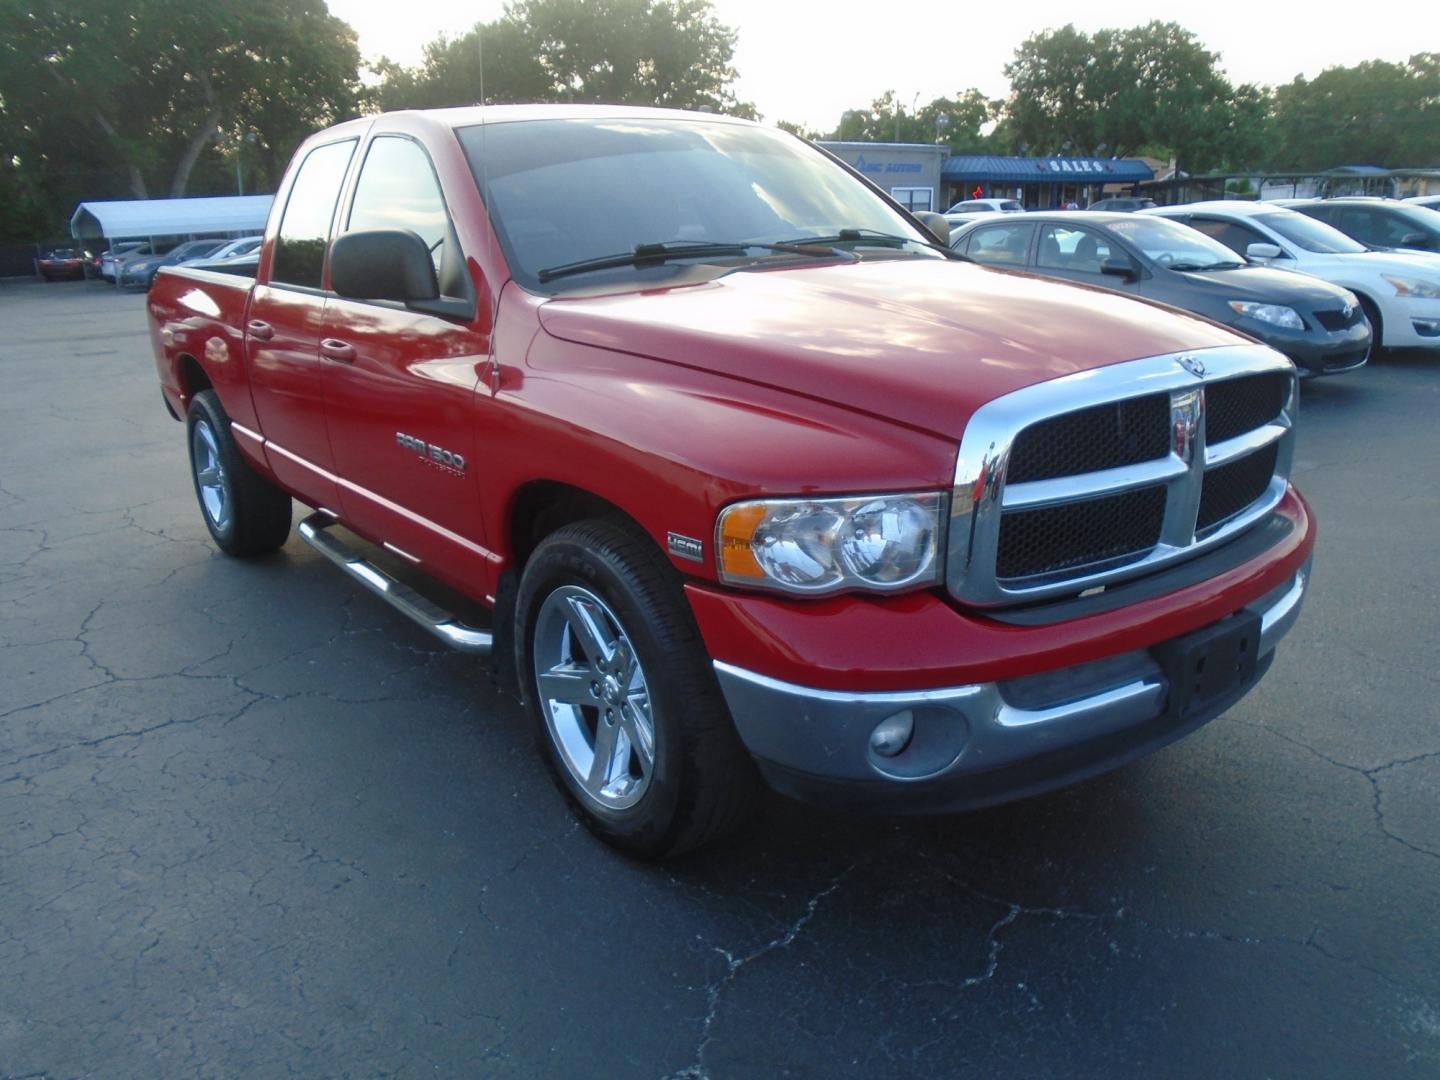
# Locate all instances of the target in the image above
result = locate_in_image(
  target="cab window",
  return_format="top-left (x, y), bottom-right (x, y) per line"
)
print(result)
top-left (271, 140), bottom-right (356, 289)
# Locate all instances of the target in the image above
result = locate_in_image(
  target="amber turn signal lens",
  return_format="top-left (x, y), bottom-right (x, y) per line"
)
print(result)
top-left (718, 502), bottom-right (767, 580)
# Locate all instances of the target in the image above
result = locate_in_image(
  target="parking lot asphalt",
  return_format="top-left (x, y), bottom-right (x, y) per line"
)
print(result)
top-left (1, 277), bottom-right (1437, 1079)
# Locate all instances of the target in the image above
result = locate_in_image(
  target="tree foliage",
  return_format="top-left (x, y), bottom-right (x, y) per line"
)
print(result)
top-left (0, 0), bottom-right (361, 241)
top-left (376, 0), bottom-right (753, 117)
top-left (1267, 54), bottom-right (1440, 171)
top-left (832, 90), bottom-right (997, 153)
top-left (1001, 22), bottom-right (1260, 172)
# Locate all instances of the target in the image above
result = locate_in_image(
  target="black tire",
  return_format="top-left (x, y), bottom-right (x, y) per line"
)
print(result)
top-left (1356, 295), bottom-right (1384, 357)
top-left (185, 389), bottom-right (292, 556)
top-left (515, 519), bottom-right (762, 858)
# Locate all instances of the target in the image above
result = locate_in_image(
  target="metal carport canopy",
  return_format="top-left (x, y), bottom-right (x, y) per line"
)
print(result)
top-left (70, 195), bottom-right (274, 241)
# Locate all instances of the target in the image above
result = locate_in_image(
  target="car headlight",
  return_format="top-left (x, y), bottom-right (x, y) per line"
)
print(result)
top-left (1228, 301), bottom-right (1305, 330)
top-left (1383, 275), bottom-right (1440, 299)
top-left (717, 492), bottom-right (945, 595)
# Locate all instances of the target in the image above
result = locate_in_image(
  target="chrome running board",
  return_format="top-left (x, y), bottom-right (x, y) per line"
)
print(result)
top-left (297, 512), bottom-right (493, 655)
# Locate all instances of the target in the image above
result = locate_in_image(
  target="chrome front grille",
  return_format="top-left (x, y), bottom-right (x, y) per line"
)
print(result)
top-left (948, 346), bottom-right (1297, 606)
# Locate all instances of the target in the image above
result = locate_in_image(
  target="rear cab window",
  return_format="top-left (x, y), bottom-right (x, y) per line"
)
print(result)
top-left (270, 139), bottom-right (357, 289)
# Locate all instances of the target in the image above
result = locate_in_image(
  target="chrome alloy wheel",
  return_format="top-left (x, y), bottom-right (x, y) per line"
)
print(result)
top-left (191, 418), bottom-right (230, 532)
top-left (533, 584), bottom-right (656, 810)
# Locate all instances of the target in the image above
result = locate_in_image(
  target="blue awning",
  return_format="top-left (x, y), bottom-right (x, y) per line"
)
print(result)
top-left (941, 155), bottom-right (1154, 184)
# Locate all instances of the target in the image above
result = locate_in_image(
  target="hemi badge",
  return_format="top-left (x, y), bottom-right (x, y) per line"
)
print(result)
top-left (667, 532), bottom-right (705, 563)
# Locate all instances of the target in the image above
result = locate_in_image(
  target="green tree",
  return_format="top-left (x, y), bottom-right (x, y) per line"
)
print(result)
top-left (377, 0), bottom-right (753, 116)
top-left (1002, 21), bottom-right (1261, 173)
top-left (1268, 55), bottom-right (1440, 170)
top-left (831, 90), bottom-right (997, 152)
top-left (0, 0), bottom-right (361, 241)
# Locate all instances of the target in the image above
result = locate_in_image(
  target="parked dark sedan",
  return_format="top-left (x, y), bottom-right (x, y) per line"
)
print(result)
top-left (119, 239), bottom-right (227, 289)
top-left (951, 211), bottom-right (1371, 375)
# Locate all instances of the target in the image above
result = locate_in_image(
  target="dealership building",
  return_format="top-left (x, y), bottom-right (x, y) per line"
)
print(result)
top-left (819, 141), bottom-right (1155, 212)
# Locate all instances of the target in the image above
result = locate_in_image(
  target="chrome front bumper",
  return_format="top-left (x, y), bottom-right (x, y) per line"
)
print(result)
top-left (713, 564), bottom-right (1308, 812)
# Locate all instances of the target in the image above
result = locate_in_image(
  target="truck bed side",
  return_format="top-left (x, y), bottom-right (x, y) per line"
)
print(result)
top-left (148, 265), bottom-right (261, 440)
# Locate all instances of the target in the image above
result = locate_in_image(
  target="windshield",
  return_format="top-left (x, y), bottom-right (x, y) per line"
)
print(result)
top-left (1104, 216), bottom-right (1242, 268)
top-left (1257, 212), bottom-right (1366, 254)
top-left (457, 118), bottom-right (936, 290)
top-left (1392, 205), bottom-right (1440, 237)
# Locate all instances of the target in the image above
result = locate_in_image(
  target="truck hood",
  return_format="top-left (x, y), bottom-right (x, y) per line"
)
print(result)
top-left (536, 258), bottom-right (1247, 439)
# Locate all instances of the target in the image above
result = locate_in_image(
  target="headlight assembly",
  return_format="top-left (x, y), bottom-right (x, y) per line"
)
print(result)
top-left (1383, 275), bottom-right (1440, 300)
top-left (716, 492), bottom-right (945, 596)
top-left (1228, 301), bottom-right (1305, 330)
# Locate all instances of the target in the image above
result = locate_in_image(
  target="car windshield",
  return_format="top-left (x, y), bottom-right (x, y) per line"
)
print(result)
top-left (1390, 205), bottom-right (1440, 236)
top-left (457, 117), bottom-right (938, 290)
top-left (1257, 212), bottom-right (1366, 254)
top-left (1104, 216), bottom-right (1242, 268)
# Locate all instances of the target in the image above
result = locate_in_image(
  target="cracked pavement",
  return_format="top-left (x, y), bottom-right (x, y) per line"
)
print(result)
top-left (2, 279), bottom-right (1437, 1078)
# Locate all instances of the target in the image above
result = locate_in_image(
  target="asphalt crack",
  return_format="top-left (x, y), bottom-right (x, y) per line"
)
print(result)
top-left (669, 864), bottom-right (856, 1080)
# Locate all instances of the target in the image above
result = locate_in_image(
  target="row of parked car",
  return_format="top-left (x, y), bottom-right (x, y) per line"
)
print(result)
top-left (944, 196), bottom-right (1440, 373)
top-left (36, 236), bottom-right (263, 287)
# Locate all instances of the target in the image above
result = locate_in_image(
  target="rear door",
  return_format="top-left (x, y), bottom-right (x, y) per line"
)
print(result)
top-left (319, 134), bottom-right (495, 590)
top-left (245, 138), bottom-right (357, 510)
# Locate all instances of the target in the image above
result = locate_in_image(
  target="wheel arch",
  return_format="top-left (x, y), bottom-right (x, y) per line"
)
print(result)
top-left (176, 353), bottom-right (213, 412)
top-left (1346, 288), bottom-right (1384, 344)
top-left (507, 479), bottom-right (653, 571)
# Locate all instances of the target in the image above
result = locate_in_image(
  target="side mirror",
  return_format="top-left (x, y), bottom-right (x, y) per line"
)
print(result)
top-left (1400, 231), bottom-right (1432, 248)
top-left (1245, 242), bottom-right (1283, 261)
top-left (330, 229), bottom-right (438, 303)
top-left (1100, 256), bottom-right (1138, 280)
top-left (912, 211), bottom-right (952, 246)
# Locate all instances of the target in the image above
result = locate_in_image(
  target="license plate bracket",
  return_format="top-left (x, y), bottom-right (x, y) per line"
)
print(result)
top-left (1153, 610), bottom-right (1262, 720)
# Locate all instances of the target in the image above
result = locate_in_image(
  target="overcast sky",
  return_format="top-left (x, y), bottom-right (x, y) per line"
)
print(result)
top-left (329, 0), bottom-right (1422, 131)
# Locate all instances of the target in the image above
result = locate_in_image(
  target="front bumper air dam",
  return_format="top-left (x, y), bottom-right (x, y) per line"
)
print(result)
top-left (713, 564), bottom-right (1308, 814)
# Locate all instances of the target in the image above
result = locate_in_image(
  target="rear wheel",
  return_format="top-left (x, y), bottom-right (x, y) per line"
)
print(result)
top-left (516, 519), bottom-right (762, 858)
top-left (186, 390), bottom-right (292, 556)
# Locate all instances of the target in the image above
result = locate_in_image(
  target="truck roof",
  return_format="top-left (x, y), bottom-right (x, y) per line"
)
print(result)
top-left (387, 103), bottom-right (766, 131)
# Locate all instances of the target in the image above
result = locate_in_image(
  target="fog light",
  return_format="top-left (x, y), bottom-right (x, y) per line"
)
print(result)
top-left (869, 710), bottom-right (915, 757)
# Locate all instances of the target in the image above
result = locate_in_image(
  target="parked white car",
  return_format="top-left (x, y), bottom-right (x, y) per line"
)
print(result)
top-left (945, 198), bottom-right (1024, 214)
top-left (1405, 195), bottom-right (1440, 212)
top-left (1143, 202), bottom-right (1440, 351)
top-left (194, 235), bottom-right (263, 263)
top-left (943, 209), bottom-right (1012, 231)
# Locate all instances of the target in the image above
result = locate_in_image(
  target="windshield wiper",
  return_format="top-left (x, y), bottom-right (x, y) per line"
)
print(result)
top-left (776, 228), bottom-right (954, 256)
top-left (1169, 260), bottom-right (1245, 272)
top-left (537, 240), bottom-right (844, 283)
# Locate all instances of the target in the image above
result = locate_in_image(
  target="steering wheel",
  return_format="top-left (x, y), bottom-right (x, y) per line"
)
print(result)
top-left (1155, 252), bottom-right (1175, 267)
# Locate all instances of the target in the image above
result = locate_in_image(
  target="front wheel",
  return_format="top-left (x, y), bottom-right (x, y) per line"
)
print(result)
top-left (516, 519), bottom-right (762, 858)
top-left (186, 390), bottom-right (292, 556)
top-left (1357, 295), bottom-right (1384, 356)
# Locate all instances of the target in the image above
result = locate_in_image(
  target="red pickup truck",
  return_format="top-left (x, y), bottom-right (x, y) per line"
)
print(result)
top-left (149, 106), bottom-right (1313, 857)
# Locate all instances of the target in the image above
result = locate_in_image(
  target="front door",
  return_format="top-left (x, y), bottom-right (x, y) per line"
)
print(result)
top-left (319, 134), bottom-right (496, 597)
top-left (1034, 223), bottom-right (1138, 294)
